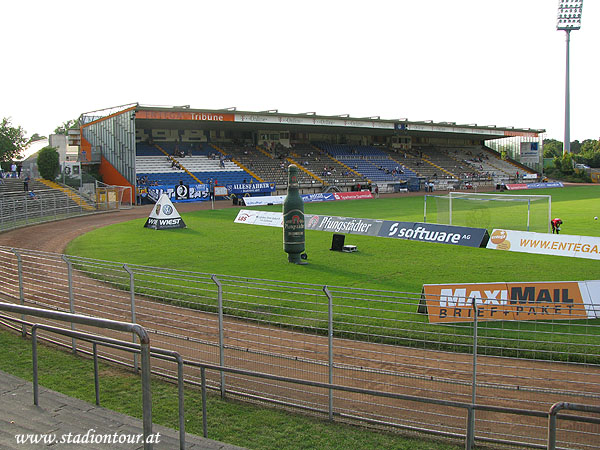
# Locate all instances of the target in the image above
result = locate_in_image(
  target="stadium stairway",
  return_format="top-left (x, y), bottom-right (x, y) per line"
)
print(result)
top-left (255, 146), bottom-right (274, 159)
top-left (210, 144), bottom-right (265, 183)
top-left (0, 369), bottom-right (246, 449)
top-left (419, 155), bottom-right (455, 179)
top-left (154, 144), bottom-right (203, 184)
top-left (36, 179), bottom-right (96, 211)
top-left (318, 147), bottom-right (365, 182)
top-left (286, 154), bottom-right (327, 185)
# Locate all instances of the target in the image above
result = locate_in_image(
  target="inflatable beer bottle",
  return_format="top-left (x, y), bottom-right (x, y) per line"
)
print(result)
top-left (283, 164), bottom-right (307, 264)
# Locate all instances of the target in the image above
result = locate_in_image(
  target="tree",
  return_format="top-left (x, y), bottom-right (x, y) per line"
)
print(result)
top-left (580, 139), bottom-right (600, 154)
top-left (54, 119), bottom-right (79, 135)
top-left (543, 139), bottom-right (563, 158)
top-left (553, 153), bottom-right (574, 174)
top-left (574, 139), bottom-right (600, 168)
top-left (37, 146), bottom-right (60, 180)
top-left (28, 133), bottom-right (47, 143)
top-left (0, 117), bottom-right (27, 163)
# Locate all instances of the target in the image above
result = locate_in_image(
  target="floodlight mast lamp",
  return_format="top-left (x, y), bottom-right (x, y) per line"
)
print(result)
top-left (556, 0), bottom-right (583, 155)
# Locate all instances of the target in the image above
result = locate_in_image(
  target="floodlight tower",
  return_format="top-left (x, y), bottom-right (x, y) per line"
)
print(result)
top-left (556, 0), bottom-right (584, 154)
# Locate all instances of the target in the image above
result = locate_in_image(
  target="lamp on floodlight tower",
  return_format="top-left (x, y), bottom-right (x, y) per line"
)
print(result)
top-left (557, 0), bottom-right (584, 154)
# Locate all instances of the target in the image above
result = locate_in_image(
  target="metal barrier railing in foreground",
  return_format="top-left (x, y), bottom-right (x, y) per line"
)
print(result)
top-left (0, 302), bottom-right (154, 450)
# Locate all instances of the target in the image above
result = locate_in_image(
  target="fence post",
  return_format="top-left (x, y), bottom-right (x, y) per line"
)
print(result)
top-left (211, 274), bottom-right (226, 398)
top-left (140, 339), bottom-right (153, 450)
top-left (201, 367), bottom-right (208, 438)
top-left (323, 286), bottom-right (334, 421)
top-left (123, 264), bottom-right (138, 372)
top-left (32, 327), bottom-right (39, 405)
top-left (93, 342), bottom-right (100, 405)
top-left (61, 255), bottom-right (77, 353)
top-left (10, 249), bottom-right (27, 337)
top-left (466, 298), bottom-right (479, 450)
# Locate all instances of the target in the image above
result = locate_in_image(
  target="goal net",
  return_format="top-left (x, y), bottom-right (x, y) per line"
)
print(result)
top-left (95, 181), bottom-right (133, 210)
top-left (424, 192), bottom-right (551, 233)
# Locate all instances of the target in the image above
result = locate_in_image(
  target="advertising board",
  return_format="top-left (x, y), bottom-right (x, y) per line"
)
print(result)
top-left (225, 183), bottom-right (275, 194)
top-left (487, 229), bottom-right (600, 260)
top-left (147, 184), bottom-right (209, 202)
top-left (420, 280), bottom-right (599, 323)
top-left (379, 222), bottom-right (489, 248)
top-left (235, 211), bottom-right (489, 248)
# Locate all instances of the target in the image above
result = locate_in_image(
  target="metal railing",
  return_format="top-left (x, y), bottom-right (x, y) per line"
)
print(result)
top-left (0, 247), bottom-right (598, 449)
top-left (0, 302), bottom-right (154, 450)
top-left (0, 190), bottom-right (96, 232)
top-left (3, 307), bottom-right (598, 450)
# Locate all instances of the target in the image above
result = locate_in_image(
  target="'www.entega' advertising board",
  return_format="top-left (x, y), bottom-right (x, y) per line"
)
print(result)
top-left (420, 280), bottom-right (600, 323)
top-left (487, 229), bottom-right (600, 260)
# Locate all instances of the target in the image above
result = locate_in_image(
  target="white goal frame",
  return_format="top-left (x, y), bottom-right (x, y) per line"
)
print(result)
top-left (425, 192), bottom-right (552, 232)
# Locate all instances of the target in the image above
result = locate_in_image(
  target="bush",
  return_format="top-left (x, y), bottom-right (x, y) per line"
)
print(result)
top-left (544, 167), bottom-right (591, 183)
top-left (37, 146), bottom-right (60, 181)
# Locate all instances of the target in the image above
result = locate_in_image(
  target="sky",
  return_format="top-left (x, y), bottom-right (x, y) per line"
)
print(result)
top-left (1, 0), bottom-right (598, 143)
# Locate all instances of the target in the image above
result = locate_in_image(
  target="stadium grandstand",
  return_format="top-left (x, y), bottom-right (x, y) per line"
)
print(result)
top-left (76, 103), bottom-right (544, 203)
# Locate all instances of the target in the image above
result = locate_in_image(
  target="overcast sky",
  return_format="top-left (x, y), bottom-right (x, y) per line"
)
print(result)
top-left (2, 0), bottom-right (598, 143)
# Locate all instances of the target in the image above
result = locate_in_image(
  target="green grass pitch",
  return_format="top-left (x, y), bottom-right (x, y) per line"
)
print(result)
top-left (67, 186), bottom-right (600, 293)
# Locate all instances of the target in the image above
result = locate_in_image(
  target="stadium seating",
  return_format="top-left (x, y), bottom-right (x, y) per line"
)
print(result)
top-left (315, 143), bottom-right (417, 183)
top-left (135, 141), bottom-right (253, 186)
top-left (134, 139), bottom-right (519, 191)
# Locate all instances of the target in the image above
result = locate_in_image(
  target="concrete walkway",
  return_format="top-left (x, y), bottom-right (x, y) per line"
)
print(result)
top-left (0, 370), bottom-right (245, 449)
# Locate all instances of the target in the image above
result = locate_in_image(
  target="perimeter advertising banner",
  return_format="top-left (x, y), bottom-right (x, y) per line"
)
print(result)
top-left (305, 215), bottom-right (385, 236)
top-left (234, 209), bottom-right (283, 227)
top-left (420, 280), bottom-right (600, 323)
top-left (241, 192), bottom-right (346, 207)
top-left (332, 191), bottom-right (373, 200)
top-left (226, 182), bottom-right (275, 194)
top-left (379, 222), bottom-right (489, 248)
top-left (147, 184), bottom-right (210, 203)
top-left (506, 182), bottom-right (563, 190)
top-left (487, 229), bottom-right (600, 260)
top-left (242, 195), bottom-right (286, 206)
top-left (235, 210), bottom-right (489, 247)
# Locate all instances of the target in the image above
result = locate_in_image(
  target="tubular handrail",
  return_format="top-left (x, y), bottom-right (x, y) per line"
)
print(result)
top-left (0, 302), bottom-right (154, 450)
top-left (548, 402), bottom-right (600, 450)
top-left (2, 311), bottom-right (599, 450)
top-left (28, 322), bottom-right (185, 450)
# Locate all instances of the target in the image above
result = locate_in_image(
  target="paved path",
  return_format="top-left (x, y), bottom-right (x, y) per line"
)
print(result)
top-left (0, 370), bottom-right (245, 450)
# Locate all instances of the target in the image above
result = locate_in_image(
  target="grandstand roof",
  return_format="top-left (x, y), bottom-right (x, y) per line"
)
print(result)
top-left (82, 104), bottom-right (545, 142)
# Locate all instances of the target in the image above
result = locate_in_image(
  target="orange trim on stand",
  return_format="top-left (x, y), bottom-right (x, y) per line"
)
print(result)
top-left (99, 156), bottom-right (134, 203)
top-left (80, 134), bottom-right (92, 163)
top-left (80, 106), bottom-right (137, 129)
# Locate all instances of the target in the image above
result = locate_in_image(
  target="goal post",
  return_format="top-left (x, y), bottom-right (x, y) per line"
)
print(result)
top-left (424, 192), bottom-right (551, 233)
top-left (95, 181), bottom-right (133, 210)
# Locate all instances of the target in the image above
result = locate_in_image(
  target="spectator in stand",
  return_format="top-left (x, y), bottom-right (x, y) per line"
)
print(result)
top-left (23, 174), bottom-right (30, 192)
top-left (551, 218), bottom-right (563, 234)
